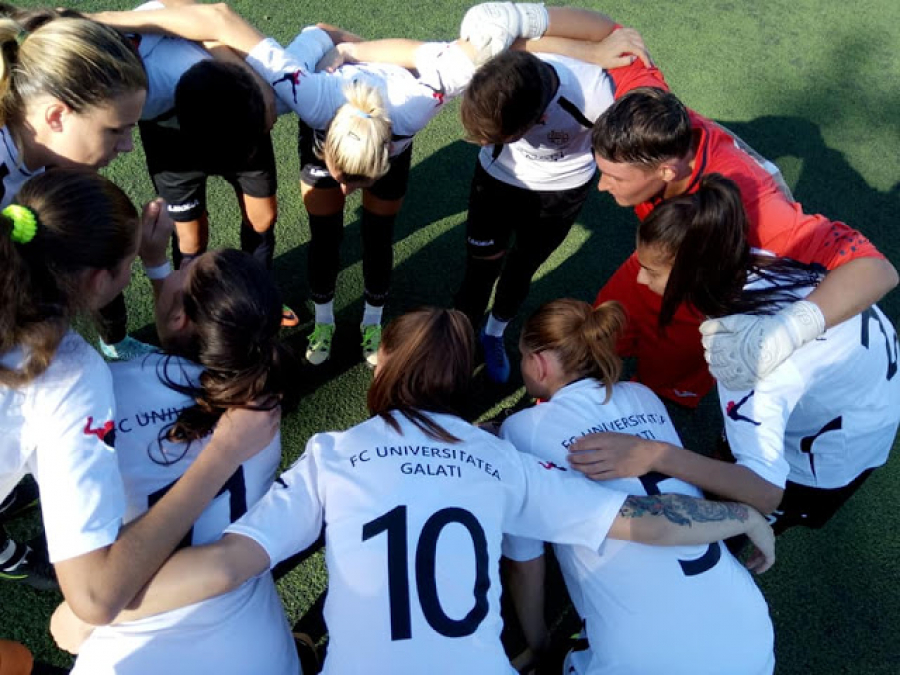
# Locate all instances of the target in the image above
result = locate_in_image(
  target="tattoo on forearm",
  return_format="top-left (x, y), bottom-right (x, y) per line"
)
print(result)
top-left (620, 495), bottom-right (749, 526)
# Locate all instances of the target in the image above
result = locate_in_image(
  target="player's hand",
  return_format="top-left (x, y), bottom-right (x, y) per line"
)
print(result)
top-left (50, 601), bottom-right (96, 654)
top-left (138, 198), bottom-right (174, 268)
top-left (701, 300), bottom-right (825, 390)
top-left (460, 2), bottom-right (549, 66)
top-left (742, 512), bottom-right (776, 574)
top-left (589, 27), bottom-right (653, 69)
top-left (567, 432), bottom-right (662, 480)
top-left (315, 46), bottom-right (346, 73)
top-left (208, 405), bottom-right (281, 465)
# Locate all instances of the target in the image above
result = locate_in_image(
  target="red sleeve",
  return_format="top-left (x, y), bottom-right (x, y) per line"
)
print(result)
top-left (605, 27), bottom-right (670, 99)
top-left (700, 120), bottom-right (885, 269)
top-left (751, 196), bottom-right (884, 270)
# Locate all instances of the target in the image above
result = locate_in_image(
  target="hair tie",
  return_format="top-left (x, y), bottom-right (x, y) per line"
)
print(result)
top-left (15, 29), bottom-right (28, 46)
top-left (3, 204), bottom-right (38, 244)
top-left (351, 107), bottom-right (371, 119)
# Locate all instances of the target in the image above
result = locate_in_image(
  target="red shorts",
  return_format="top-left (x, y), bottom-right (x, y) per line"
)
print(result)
top-left (596, 253), bottom-right (713, 408)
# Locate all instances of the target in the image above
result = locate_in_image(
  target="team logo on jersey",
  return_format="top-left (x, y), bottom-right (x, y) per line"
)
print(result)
top-left (272, 70), bottom-right (304, 104)
top-left (538, 460), bottom-right (567, 471)
top-left (83, 416), bottom-right (116, 447)
top-left (547, 130), bottom-right (569, 146)
top-left (420, 71), bottom-right (447, 107)
top-left (726, 391), bottom-right (761, 426)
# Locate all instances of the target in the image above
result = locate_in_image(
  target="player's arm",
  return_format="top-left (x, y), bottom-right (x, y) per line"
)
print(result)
top-left (51, 533), bottom-right (268, 653)
top-left (608, 494), bottom-right (774, 572)
top-left (91, 3), bottom-right (264, 57)
top-left (807, 258), bottom-right (898, 328)
top-left (568, 433), bottom-right (784, 515)
top-left (701, 197), bottom-right (898, 390)
top-left (461, 4), bottom-right (651, 68)
top-left (505, 554), bottom-right (550, 670)
top-left (137, 198), bottom-right (174, 298)
top-left (54, 408), bottom-right (279, 625)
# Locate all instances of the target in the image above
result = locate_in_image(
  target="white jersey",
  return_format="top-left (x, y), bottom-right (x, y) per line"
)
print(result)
top-left (247, 27), bottom-right (474, 157)
top-left (719, 279), bottom-right (900, 489)
top-left (501, 380), bottom-right (774, 675)
top-left (72, 354), bottom-right (298, 675)
top-left (134, 1), bottom-right (209, 122)
top-left (0, 332), bottom-right (124, 563)
top-left (227, 411), bottom-right (628, 675)
top-left (0, 126), bottom-right (42, 208)
top-left (478, 53), bottom-right (614, 191)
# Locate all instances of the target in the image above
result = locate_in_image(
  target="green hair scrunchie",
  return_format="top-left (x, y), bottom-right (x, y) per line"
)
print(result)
top-left (3, 204), bottom-right (38, 244)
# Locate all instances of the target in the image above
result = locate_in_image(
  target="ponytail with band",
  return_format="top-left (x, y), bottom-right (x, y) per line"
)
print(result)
top-left (3, 204), bottom-right (38, 244)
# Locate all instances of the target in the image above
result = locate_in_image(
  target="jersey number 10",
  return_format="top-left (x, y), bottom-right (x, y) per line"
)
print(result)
top-left (363, 505), bottom-right (490, 641)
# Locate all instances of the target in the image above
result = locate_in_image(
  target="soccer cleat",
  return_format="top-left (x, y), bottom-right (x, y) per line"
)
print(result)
top-left (281, 305), bottom-right (300, 328)
top-left (306, 323), bottom-right (335, 365)
top-left (360, 324), bottom-right (382, 369)
top-left (0, 478), bottom-right (39, 523)
top-left (0, 538), bottom-right (58, 591)
top-left (480, 328), bottom-right (510, 384)
top-left (99, 335), bottom-right (155, 361)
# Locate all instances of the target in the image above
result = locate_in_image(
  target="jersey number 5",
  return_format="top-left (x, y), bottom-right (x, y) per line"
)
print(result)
top-left (640, 472), bottom-right (721, 576)
top-left (363, 505), bottom-right (490, 641)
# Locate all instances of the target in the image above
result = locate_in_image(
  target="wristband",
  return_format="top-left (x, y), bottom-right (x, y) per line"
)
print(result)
top-left (143, 261), bottom-right (172, 280)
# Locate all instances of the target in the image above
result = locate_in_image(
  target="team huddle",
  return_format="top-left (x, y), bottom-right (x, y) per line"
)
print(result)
top-left (0, 1), bottom-right (897, 674)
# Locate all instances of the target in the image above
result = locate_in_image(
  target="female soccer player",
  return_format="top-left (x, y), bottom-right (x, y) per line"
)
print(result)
top-left (54, 307), bottom-right (775, 674)
top-left (54, 249), bottom-right (302, 674)
top-left (0, 5), bottom-right (150, 362)
top-left (126, 1), bottom-right (299, 325)
top-left (90, 2), bottom-right (648, 368)
top-left (0, 169), bottom-right (277, 625)
top-left (501, 298), bottom-right (774, 674)
top-left (569, 175), bottom-right (900, 535)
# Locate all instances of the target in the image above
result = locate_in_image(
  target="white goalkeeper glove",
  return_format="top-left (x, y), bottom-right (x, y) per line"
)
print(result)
top-left (700, 300), bottom-right (826, 390)
top-left (460, 2), bottom-right (549, 66)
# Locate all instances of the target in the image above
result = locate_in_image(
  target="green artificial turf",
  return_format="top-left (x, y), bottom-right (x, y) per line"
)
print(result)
top-left (1, 0), bottom-right (899, 672)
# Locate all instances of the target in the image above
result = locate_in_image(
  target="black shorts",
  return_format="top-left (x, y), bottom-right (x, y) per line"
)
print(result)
top-left (140, 120), bottom-right (278, 223)
top-left (296, 120), bottom-right (412, 201)
top-left (465, 160), bottom-right (593, 258)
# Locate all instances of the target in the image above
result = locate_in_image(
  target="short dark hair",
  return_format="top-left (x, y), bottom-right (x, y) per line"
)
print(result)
top-left (175, 61), bottom-right (266, 166)
top-left (592, 87), bottom-right (692, 166)
top-left (460, 51), bottom-right (554, 145)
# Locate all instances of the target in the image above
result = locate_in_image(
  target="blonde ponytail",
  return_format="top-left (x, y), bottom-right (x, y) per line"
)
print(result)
top-left (322, 79), bottom-right (392, 182)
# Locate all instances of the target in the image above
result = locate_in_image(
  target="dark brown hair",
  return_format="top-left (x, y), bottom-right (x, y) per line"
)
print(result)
top-left (460, 51), bottom-right (554, 146)
top-left (639, 173), bottom-right (816, 327)
top-left (521, 299), bottom-right (626, 402)
top-left (157, 249), bottom-right (300, 452)
top-left (367, 307), bottom-right (474, 443)
top-left (592, 87), bottom-right (691, 167)
top-left (0, 168), bottom-right (139, 386)
top-left (175, 61), bottom-right (266, 167)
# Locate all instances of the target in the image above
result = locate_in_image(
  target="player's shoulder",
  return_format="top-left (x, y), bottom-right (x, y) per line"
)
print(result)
top-left (43, 332), bottom-right (111, 390)
top-left (615, 380), bottom-right (667, 406)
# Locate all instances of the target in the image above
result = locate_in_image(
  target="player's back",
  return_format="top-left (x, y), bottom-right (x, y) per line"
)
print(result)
top-left (502, 380), bottom-right (775, 675)
top-left (719, 278), bottom-right (900, 490)
top-left (313, 413), bottom-right (523, 675)
top-left (71, 354), bottom-right (297, 675)
top-left (308, 411), bottom-right (625, 675)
